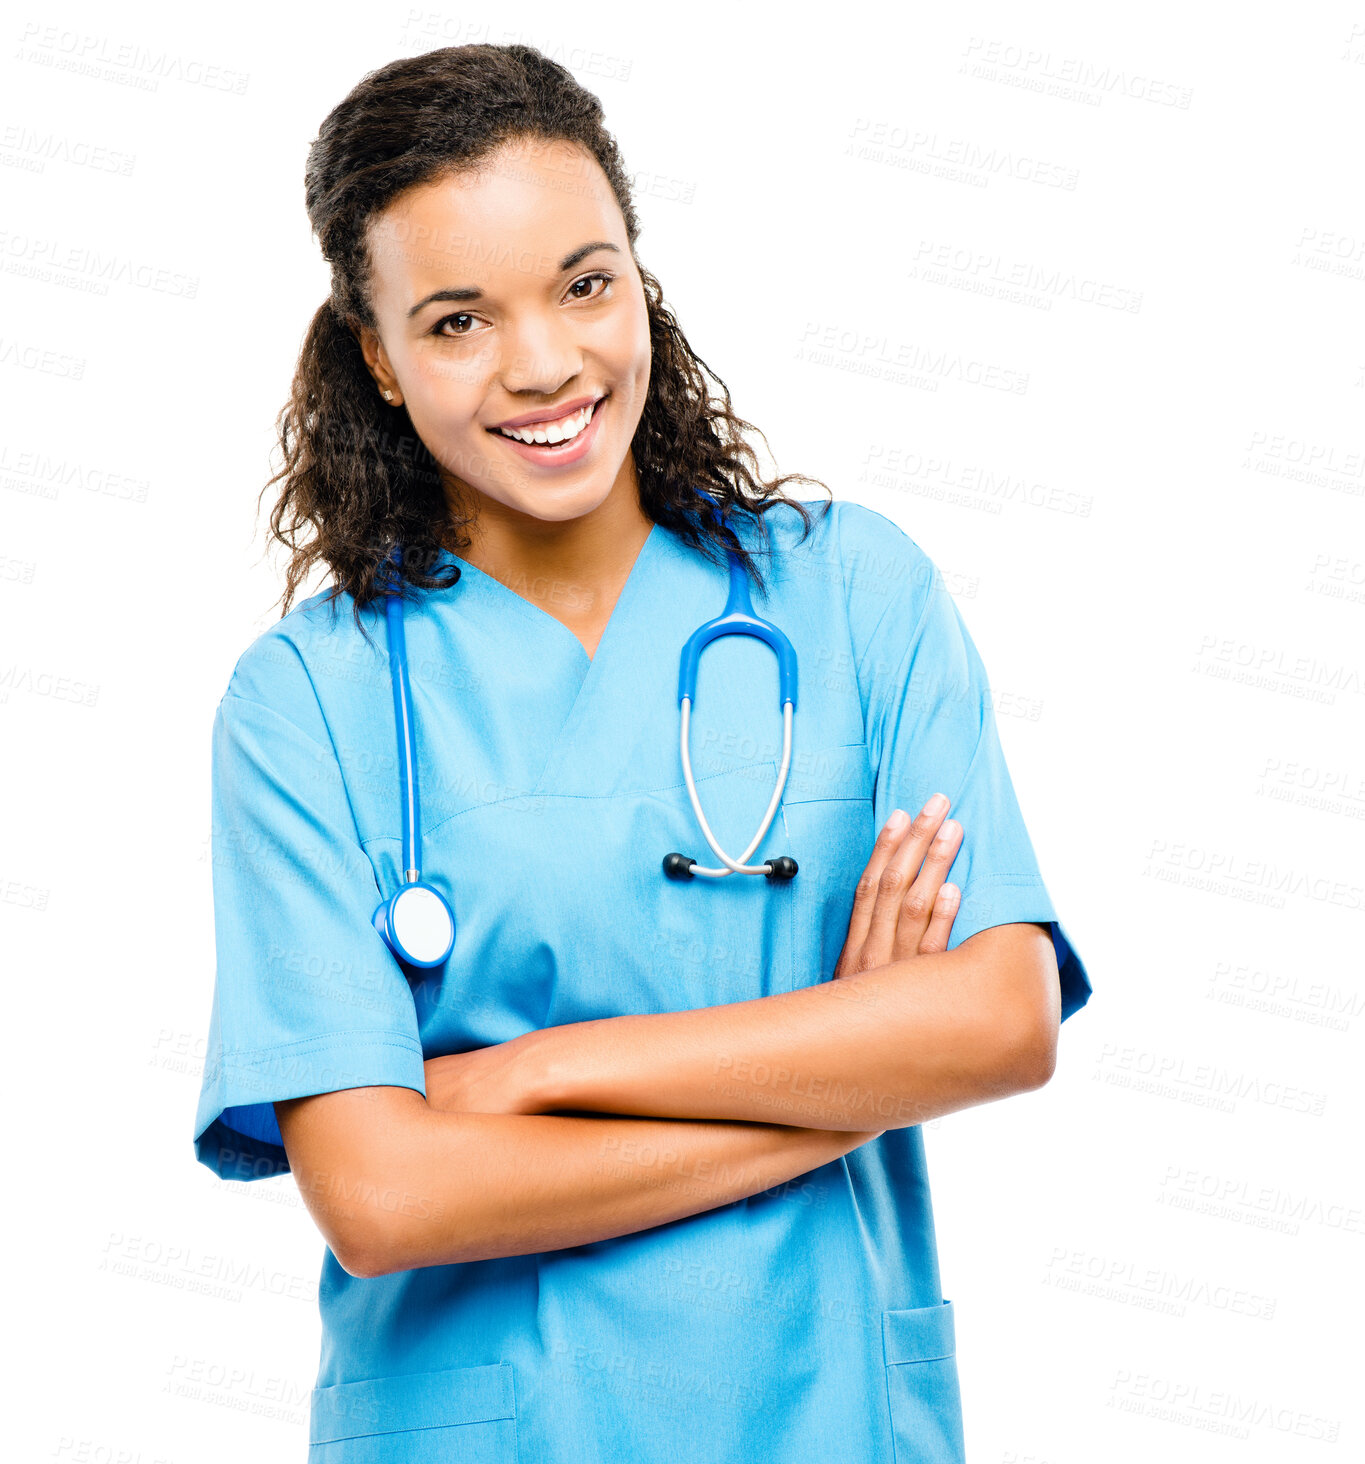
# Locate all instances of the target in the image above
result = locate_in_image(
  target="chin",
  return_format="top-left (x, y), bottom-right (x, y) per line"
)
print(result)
top-left (482, 482), bottom-right (619, 524)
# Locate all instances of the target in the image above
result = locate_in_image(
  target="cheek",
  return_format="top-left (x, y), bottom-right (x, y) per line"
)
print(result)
top-left (400, 353), bottom-right (498, 469)
top-left (407, 344), bottom-right (491, 408)
top-left (602, 292), bottom-right (652, 391)
top-left (629, 311), bottom-right (652, 385)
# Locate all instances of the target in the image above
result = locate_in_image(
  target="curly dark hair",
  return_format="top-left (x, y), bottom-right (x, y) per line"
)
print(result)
top-left (265, 43), bottom-right (832, 631)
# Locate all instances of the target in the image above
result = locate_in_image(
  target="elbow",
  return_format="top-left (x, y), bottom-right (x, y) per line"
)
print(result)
top-left (277, 1087), bottom-right (439, 1279)
top-left (1011, 1024), bottom-right (1059, 1091)
top-left (337, 1232), bottom-right (390, 1280)
top-left (1000, 998), bottom-right (1059, 1091)
top-left (336, 1179), bottom-right (478, 1278)
top-left (314, 1164), bottom-right (418, 1280)
top-left (1002, 927), bottom-right (1063, 1091)
top-left (338, 1194), bottom-right (434, 1278)
top-left (328, 1205), bottom-right (394, 1280)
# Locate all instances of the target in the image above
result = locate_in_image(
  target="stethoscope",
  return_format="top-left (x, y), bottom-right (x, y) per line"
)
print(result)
top-left (371, 497), bottom-right (798, 970)
top-left (662, 490), bottom-right (799, 885)
top-left (371, 547), bottom-right (458, 969)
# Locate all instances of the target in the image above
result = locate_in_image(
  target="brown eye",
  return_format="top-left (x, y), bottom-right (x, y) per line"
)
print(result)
top-left (567, 271), bottom-right (614, 301)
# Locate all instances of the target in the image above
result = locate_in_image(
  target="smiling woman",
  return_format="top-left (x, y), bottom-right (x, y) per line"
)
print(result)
top-left (355, 159), bottom-right (651, 567)
top-left (195, 39), bottom-right (1092, 1464)
top-left (267, 46), bottom-right (828, 636)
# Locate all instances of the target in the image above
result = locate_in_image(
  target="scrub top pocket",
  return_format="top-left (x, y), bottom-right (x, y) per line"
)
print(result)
top-left (309, 1361), bottom-right (517, 1463)
top-left (882, 1299), bottom-right (966, 1464)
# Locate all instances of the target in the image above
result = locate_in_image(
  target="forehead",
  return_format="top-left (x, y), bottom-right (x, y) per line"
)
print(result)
top-left (365, 137), bottom-right (621, 294)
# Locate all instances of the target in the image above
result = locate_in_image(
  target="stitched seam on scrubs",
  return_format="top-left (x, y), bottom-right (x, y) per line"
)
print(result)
top-left (411, 767), bottom-right (784, 839)
top-left (939, 683), bottom-right (991, 813)
top-left (219, 1030), bottom-right (425, 1061)
top-left (778, 742), bottom-right (874, 803)
top-left (221, 688), bottom-right (341, 761)
top-left (316, 1414), bottom-right (515, 1445)
top-left (295, 655), bottom-right (373, 849)
top-left (957, 874), bottom-right (1052, 913)
top-left (220, 689), bottom-right (378, 868)
top-left (837, 504), bottom-right (938, 723)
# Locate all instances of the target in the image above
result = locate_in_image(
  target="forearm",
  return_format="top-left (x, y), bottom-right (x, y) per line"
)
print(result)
top-left (524, 942), bottom-right (1046, 1132)
top-left (348, 1097), bottom-right (876, 1275)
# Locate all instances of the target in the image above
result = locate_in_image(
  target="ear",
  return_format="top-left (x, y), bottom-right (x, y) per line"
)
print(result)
top-left (358, 324), bottom-right (402, 406)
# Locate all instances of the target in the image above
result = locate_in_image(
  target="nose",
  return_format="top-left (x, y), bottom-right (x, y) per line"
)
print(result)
top-left (496, 312), bottom-right (584, 398)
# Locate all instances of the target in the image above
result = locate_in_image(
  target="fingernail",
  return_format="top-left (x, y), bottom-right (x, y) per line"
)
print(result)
top-left (887, 809), bottom-right (909, 832)
top-left (924, 793), bottom-right (948, 817)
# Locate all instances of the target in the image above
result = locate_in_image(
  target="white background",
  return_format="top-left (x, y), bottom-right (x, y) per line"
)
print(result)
top-left (5, 3), bottom-right (1363, 1461)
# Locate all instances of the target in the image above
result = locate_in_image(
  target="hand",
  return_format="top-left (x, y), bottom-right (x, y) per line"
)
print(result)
top-left (423, 1032), bottom-right (546, 1116)
top-left (833, 796), bottom-right (962, 979)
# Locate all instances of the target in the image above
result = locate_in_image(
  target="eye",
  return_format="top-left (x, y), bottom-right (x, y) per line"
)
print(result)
top-left (566, 270), bottom-right (615, 302)
top-left (431, 311), bottom-right (480, 339)
top-left (429, 272), bottom-right (614, 340)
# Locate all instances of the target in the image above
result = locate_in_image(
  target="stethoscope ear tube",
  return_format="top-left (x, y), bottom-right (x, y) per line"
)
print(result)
top-left (672, 694), bottom-right (797, 879)
top-left (668, 496), bottom-right (800, 881)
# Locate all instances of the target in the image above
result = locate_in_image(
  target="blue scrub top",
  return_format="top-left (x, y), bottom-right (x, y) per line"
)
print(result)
top-left (194, 497), bottom-right (1092, 1463)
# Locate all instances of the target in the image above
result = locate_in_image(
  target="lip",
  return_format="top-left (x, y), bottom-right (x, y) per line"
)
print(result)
top-left (488, 394), bottom-right (607, 469)
top-left (489, 394), bottom-right (604, 431)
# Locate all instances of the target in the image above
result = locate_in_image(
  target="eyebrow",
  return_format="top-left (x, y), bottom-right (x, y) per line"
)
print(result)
top-left (405, 241), bottom-right (621, 319)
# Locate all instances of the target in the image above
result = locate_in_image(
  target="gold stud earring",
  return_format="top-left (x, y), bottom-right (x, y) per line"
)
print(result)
top-left (381, 388), bottom-right (395, 402)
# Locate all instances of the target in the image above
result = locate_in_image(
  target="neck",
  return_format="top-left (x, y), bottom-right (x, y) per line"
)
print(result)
top-left (444, 476), bottom-right (653, 618)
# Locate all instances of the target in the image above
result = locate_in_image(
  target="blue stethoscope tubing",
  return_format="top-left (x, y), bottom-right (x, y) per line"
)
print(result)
top-left (372, 497), bottom-right (798, 967)
top-left (371, 547), bottom-right (458, 968)
top-left (663, 491), bottom-right (799, 883)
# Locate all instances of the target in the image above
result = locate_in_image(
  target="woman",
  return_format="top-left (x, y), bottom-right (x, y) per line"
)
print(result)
top-left (193, 43), bottom-right (1092, 1463)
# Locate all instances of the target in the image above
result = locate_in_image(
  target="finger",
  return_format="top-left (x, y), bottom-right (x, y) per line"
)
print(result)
top-left (890, 817), bottom-right (962, 961)
top-left (836, 809), bottom-right (913, 976)
top-left (891, 819), bottom-right (962, 960)
top-left (862, 796), bottom-right (951, 968)
top-left (916, 883), bottom-right (960, 956)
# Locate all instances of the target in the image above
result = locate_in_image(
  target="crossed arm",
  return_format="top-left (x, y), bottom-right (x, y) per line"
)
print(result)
top-left (276, 801), bottom-right (1061, 1275)
top-left (425, 802), bottom-right (1059, 1129)
top-left (426, 919), bottom-right (1057, 1132)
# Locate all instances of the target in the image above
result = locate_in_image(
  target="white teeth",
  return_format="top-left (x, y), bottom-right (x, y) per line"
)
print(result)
top-left (497, 400), bottom-right (597, 446)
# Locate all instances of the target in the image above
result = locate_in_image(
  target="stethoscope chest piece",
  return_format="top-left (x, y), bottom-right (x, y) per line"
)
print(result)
top-left (372, 881), bottom-right (456, 968)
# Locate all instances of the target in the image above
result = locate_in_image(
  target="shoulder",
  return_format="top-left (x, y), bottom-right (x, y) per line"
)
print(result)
top-left (218, 586), bottom-right (381, 745)
top-left (828, 499), bottom-right (939, 607)
top-left (747, 494), bottom-right (931, 569)
top-left (750, 496), bottom-right (939, 622)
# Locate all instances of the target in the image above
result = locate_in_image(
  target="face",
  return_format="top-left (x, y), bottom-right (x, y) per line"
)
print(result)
top-left (357, 136), bottom-right (652, 528)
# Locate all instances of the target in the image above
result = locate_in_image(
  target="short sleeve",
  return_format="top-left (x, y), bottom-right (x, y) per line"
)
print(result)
top-left (839, 502), bottom-right (1092, 1024)
top-left (193, 685), bottom-right (428, 1182)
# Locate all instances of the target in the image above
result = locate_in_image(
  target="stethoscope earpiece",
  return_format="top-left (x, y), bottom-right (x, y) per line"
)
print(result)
top-left (664, 852), bottom-right (797, 883)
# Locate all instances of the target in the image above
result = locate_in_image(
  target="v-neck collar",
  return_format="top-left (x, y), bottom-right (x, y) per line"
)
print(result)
top-left (439, 521), bottom-right (662, 668)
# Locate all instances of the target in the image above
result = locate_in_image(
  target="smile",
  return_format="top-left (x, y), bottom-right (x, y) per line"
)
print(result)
top-left (487, 395), bottom-right (608, 467)
top-left (493, 398), bottom-right (601, 446)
